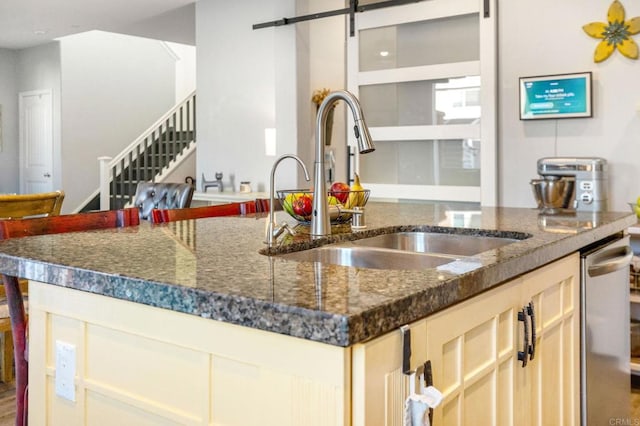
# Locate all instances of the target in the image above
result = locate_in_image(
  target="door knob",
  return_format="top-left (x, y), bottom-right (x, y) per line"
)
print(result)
top-left (44, 172), bottom-right (51, 178)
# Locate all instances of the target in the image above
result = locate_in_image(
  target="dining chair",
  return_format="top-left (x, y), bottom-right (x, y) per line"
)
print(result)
top-left (255, 198), bottom-right (282, 213)
top-left (0, 207), bottom-right (140, 426)
top-left (151, 201), bottom-right (257, 223)
top-left (0, 191), bottom-right (65, 219)
top-left (0, 191), bottom-right (65, 386)
top-left (0, 280), bottom-right (27, 384)
top-left (133, 182), bottom-right (195, 221)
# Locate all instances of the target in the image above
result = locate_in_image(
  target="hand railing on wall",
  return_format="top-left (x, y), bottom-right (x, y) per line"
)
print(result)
top-left (98, 91), bottom-right (196, 210)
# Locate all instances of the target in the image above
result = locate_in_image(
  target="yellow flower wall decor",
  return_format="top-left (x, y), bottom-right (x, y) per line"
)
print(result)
top-left (583, 0), bottom-right (640, 62)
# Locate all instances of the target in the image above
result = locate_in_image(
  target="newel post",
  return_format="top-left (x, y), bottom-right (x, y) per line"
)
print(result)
top-left (98, 156), bottom-right (112, 211)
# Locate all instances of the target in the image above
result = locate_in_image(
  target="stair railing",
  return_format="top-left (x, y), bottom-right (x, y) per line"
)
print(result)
top-left (98, 91), bottom-right (196, 210)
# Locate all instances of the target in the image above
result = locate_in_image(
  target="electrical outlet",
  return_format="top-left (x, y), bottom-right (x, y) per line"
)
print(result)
top-left (55, 340), bottom-right (76, 402)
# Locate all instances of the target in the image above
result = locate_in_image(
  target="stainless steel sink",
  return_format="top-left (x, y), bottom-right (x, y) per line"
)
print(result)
top-left (350, 231), bottom-right (519, 256)
top-left (276, 231), bottom-right (525, 271)
top-left (278, 245), bottom-right (455, 270)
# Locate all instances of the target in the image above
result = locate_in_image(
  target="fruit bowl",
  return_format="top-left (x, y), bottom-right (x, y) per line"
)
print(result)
top-left (629, 203), bottom-right (640, 218)
top-left (277, 189), bottom-right (370, 224)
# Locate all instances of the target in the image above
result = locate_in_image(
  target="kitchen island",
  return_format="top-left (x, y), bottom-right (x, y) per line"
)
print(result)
top-left (0, 202), bottom-right (634, 425)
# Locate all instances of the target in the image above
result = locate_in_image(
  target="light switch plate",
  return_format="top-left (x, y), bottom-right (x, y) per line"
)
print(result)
top-left (55, 340), bottom-right (76, 401)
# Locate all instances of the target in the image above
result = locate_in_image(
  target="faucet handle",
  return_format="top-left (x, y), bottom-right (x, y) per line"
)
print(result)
top-left (350, 206), bottom-right (366, 229)
top-left (280, 222), bottom-right (296, 237)
top-left (337, 206), bottom-right (366, 229)
top-left (265, 221), bottom-right (297, 246)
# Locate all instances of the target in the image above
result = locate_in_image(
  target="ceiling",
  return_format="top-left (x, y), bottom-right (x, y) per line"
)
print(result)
top-left (0, 0), bottom-right (197, 50)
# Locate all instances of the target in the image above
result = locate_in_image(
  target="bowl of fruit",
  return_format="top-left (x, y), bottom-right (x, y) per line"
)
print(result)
top-left (278, 175), bottom-right (370, 225)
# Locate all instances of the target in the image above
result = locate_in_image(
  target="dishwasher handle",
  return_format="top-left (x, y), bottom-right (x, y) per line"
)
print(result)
top-left (587, 245), bottom-right (633, 278)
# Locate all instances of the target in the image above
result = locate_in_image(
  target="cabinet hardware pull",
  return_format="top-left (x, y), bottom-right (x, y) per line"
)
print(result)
top-left (424, 360), bottom-right (433, 387)
top-left (527, 301), bottom-right (536, 361)
top-left (518, 308), bottom-right (529, 367)
top-left (401, 325), bottom-right (412, 375)
top-left (424, 360), bottom-right (434, 425)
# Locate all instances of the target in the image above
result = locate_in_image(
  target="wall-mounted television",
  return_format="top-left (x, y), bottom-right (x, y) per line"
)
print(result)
top-left (519, 72), bottom-right (592, 120)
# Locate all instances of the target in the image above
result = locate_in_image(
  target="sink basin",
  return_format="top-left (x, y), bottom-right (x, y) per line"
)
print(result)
top-left (351, 231), bottom-right (519, 256)
top-left (275, 230), bottom-right (526, 271)
top-left (278, 245), bottom-right (455, 270)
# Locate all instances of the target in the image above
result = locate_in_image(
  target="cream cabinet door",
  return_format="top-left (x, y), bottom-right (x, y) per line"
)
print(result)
top-left (518, 253), bottom-right (580, 426)
top-left (352, 279), bottom-right (522, 426)
top-left (424, 254), bottom-right (580, 426)
top-left (424, 278), bottom-right (522, 426)
top-left (349, 254), bottom-right (580, 426)
top-left (351, 277), bottom-right (522, 426)
top-left (351, 318), bottom-right (428, 426)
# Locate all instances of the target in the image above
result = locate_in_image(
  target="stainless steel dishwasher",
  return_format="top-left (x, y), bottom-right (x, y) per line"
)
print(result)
top-left (581, 234), bottom-right (633, 425)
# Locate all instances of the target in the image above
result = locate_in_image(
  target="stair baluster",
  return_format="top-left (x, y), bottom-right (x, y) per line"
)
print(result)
top-left (91, 92), bottom-right (196, 212)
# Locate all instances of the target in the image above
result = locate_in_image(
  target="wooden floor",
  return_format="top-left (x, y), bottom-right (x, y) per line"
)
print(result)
top-left (0, 381), bottom-right (15, 426)
top-left (632, 384), bottom-right (640, 420)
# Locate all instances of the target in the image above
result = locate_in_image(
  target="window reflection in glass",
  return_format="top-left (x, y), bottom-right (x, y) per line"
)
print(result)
top-left (359, 14), bottom-right (480, 72)
top-left (360, 139), bottom-right (481, 187)
top-left (359, 76), bottom-right (481, 127)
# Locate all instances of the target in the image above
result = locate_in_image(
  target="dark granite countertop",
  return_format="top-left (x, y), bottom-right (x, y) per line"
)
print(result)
top-left (0, 202), bottom-right (635, 346)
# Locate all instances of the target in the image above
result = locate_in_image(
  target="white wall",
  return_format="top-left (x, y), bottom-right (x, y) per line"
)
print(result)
top-left (305, 0), bottom-right (349, 184)
top-left (498, 0), bottom-right (640, 211)
top-left (194, 0), bottom-right (640, 211)
top-left (162, 150), bottom-right (196, 184)
top-left (0, 49), bottom-right (18, 193)
top-left (16, 42), bottom-right (63, 194)
top-left (165, 41), bottom-right (196, 103)
top-left (195, 0), bottom-right (299, 193)
top-left (8, 1), bottom-right (635, 213)
top-left (59, 31), bottom-right (177, 212)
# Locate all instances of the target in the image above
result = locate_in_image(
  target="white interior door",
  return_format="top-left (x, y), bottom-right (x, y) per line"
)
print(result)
top-left (347, 0), bottom-right (497, 205)
top-left (19, 89), bottom-right (54, 194)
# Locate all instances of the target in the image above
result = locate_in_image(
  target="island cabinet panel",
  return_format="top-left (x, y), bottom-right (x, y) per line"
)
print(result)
top-left (25, 254), bottom-right (579, 425)
top-left (517, 252), bottom-right (580, 426)
top-left (425, 276), bottom-right (521, 426)
top-left (350, 253), bottom-right (580, 426)
top-left (351, 318), bottom-right (429, 426)
top-left (27, 282), bottom-right (351, 426)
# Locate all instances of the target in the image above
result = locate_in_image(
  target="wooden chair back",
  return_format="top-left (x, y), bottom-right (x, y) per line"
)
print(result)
top-left (0, 279), bottom-right (28, 384)
top-left (0, 207), bottom-right (140, 425)
top-left (255, 198), bottom-right (282, 213)
top-left (0, 191), bottom-right (65, 219)
top-left (151, 201), bottom-right (257, 223)
top-left (0, 191), bottom-right (64, 388)
top-left (0, 207), bottom-right (139, 240)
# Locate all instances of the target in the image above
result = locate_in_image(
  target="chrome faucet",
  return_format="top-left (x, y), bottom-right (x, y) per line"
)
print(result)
top-left (311, 90), bottom-right (375, 237)
top-left (265, 154), bottom-right (310, 248)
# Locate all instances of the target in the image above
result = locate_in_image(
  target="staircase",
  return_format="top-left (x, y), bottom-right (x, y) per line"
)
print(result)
top-left (82, 92), bottom-right (196, 212)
